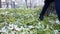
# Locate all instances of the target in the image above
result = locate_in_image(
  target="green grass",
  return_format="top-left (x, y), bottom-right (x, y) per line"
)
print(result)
top-left (0, 8), bottom-right (60, 34)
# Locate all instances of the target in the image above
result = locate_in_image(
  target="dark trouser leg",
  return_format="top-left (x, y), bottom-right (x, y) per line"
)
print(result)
top-left (40, 3), bottom-right (50, 16)
top-left (55, 0), bottom-right (60, 21)
top-left (39, 2), bottom-right (51, 20)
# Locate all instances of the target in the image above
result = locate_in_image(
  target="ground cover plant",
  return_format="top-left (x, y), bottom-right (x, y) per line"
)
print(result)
top-left (0, 7), bottom-right (60, 34)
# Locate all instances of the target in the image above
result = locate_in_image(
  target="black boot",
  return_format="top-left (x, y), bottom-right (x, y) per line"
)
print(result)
top-left (58, 16), bottom-right (60, 21)
top-left (39, 15), bottom-right (44, 20)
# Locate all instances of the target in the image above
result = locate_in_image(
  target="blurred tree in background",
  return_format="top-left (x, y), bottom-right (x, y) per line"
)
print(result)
top-left (0, 0), bottom-right (1, 8)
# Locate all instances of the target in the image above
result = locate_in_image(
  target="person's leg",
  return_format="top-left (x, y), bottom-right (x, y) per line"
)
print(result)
top-left (55, 0), bottom-right (60, 21)
top-left (39, 1), bottom-right (51, 20)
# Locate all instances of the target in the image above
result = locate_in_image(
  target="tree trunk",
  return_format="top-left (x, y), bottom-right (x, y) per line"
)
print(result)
top-left (5, 0), bottom-right (9, 8)
top-left (30, 0), bottom-right (32, 9)
top-left (0, 0), bottom-right (1, 8)
top-left (25, 0), bottom-right (28, 8)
